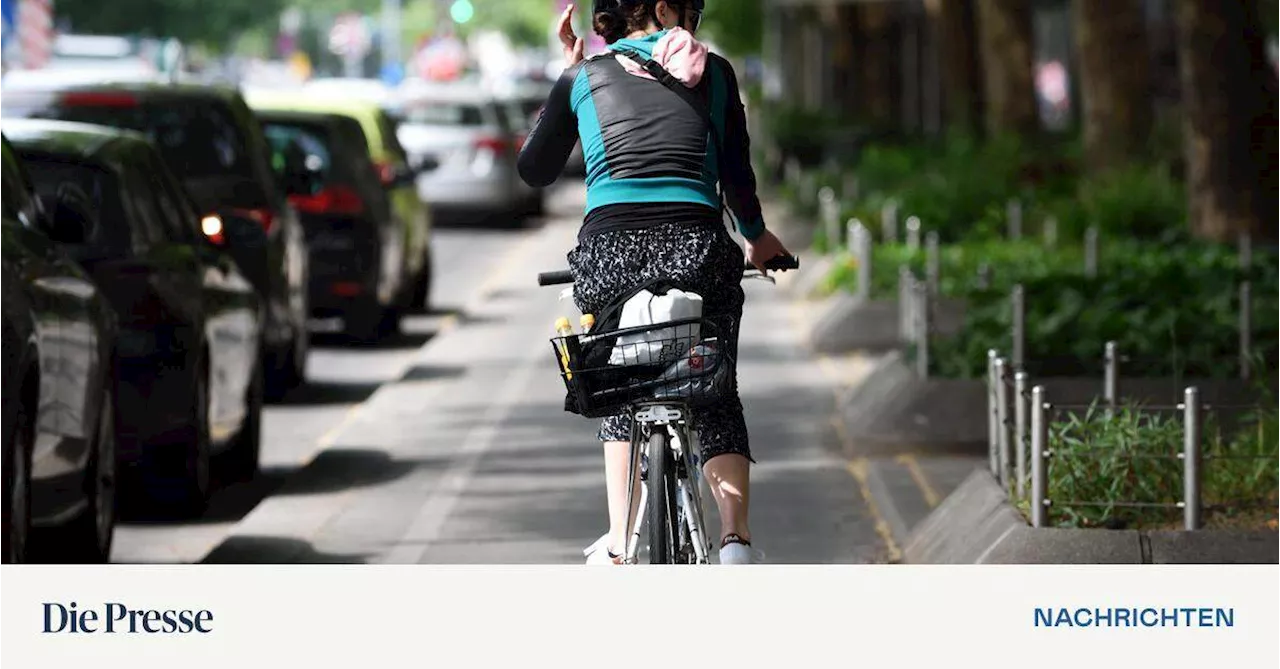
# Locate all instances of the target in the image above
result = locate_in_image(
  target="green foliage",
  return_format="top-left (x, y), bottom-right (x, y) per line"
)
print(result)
top-left (700, 0), bottom-right (764, 57)
top-left (1045, 163), bottom-right (1187, 243)
top-left (57, 0), bottom-right (286, 47)
top-left (928, 242), bottom-right (1280, 379)
top-left (1027, 401), bottom-right (1279, 529)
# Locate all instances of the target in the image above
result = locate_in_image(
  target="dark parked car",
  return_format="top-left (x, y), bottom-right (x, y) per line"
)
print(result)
top-left (1, 82), bottom-right (309, 399)
top-left (5, 120), bottom-right (266, 513)
top-left (254, 109), bottom-right (420, 341)
top-left (2, 135), bottom-right (119, 562)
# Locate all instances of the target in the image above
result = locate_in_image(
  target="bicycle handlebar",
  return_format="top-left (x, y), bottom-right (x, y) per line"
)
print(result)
top-left (537, 255), bottom-right (800, 287)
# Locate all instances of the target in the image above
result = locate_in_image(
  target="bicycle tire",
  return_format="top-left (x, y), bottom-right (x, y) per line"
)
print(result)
top-left (646, 431), bottom-right (679, 564)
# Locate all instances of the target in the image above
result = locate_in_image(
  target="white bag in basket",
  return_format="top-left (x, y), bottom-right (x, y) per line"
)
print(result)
top-left (609, 288), bottom-right (704, 365)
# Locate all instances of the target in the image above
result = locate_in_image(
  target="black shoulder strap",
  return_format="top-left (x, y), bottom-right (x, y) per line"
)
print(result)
top-left (611, 49), bottom-right (737, 232)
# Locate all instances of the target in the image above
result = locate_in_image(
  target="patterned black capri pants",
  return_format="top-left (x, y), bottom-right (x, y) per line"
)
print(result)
top-left (566, 220), bottom-right (752, 463)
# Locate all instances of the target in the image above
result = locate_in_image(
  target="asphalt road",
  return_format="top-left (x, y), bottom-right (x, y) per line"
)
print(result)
top-left (111, 182), bottom-right (898, 565)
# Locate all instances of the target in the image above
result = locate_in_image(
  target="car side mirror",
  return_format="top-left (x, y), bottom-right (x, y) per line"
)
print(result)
top-left (37, 186), bottom-right (96, 245)
top-left (413, 156), bottom-right (439, 174)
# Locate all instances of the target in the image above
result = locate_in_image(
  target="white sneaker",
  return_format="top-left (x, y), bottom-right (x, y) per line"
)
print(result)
top-left (583, 534), bottom-right (622, 565)
top-left (719, 536), bottom-right (764, 565)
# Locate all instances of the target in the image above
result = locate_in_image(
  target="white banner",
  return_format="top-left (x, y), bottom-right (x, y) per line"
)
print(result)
top-left (3, 565), bottom-right (1277, 668)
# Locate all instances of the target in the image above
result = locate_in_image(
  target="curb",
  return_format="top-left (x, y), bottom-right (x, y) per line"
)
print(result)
top-left (904, 470), bottom-right (1279, 564)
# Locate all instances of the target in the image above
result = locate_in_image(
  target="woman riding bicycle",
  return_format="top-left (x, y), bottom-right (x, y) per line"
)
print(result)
top-left (518, 0), bottom-right (789, 565)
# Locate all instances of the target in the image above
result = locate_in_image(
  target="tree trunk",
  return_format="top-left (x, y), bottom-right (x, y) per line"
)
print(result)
top-left (854, 1), bottom-right (899, 130)
top-left (1073, 0), bottom-right (1153, 172)
top-left (930, 0), bottom-right (984, 134)
top-left (1176, 0), bottom-right (1279, 242)
top-left (974, 0), bottom-right (1038, 136)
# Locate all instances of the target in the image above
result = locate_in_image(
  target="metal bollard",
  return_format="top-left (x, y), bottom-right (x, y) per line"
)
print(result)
top-left (987, 350), bottom-right (1000, 476)
top-left (851, 221), bottom-right (872, 301)
top-left (1240, 281), bottom-right (1252, 381)
top-left (1011, 285), bottom-right (1025, 370)
top-left (1239, 232), bottom-right (1252, 270)
top-left (925, 231), bottom-right (940, 297)
top-left (905, 216), bottom-right (922, 251)
top-left (843, 173), bottom-right (860, 203)
top-left (882, 200), bottom-right (899, 244)
top-left (899, 266), bottom-right (914, 342)
top-left (915, 279), bottom-right (930, 378)
top-left (994, 357), bottom-right (1011, 489)
top-left (1030, 386), bottom-right (1049, 528)
top-left (1084, 226), bottom-right (1099, 278)
top-left (976, 263), bottom-right (992, 290)
top-left (820, 187), bottom-right (839, 249)
top-left (1007, 199), bottom-right (1023, 241)
top-left (1014, 371), bottom-right (1029, 499)
top-left (784, 158), bottom-right (800, 184)
top-left (1043, 216), bottom-right (1058, 249)
top-left (1104, 341), bottom-right (1119, 407)
top-left (1182, 387), bottom-right (1201, 530)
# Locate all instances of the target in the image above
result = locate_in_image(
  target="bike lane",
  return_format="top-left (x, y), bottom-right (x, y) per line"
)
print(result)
top-left (203, 206), bottom-right (890, 564)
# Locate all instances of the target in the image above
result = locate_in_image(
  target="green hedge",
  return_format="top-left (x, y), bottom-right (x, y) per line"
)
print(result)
top-left (1020, 401), bottom-right (1279, 529)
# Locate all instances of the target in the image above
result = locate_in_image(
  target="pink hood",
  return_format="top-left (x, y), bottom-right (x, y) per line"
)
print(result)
top-left (615, 28), bottom-right (708, 87)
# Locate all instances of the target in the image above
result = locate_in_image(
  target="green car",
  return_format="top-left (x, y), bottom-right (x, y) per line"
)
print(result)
top-left (246, 91), bottom-right (434, 339)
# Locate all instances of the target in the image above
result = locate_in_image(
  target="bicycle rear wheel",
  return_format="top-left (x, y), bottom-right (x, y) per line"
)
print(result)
top-left (646, 430), bottom-right (679, 564)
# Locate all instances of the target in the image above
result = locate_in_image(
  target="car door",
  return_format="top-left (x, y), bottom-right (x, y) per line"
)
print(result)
top-left (148, 150), bottom-right (260, 443)
top-left (375, 111), bottom-right (427, 280)
top-left (2, 145), bottom-right (105, 520)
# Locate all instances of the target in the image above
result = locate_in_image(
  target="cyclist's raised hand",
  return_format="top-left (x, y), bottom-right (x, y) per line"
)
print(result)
top-left (745, 230), bottom-right (791, 273)
top-left (558, 5), bottom-right (586, 67)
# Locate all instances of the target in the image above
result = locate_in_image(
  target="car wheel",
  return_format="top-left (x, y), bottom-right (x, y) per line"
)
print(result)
top-left (265, 335), bottom-right (305, 403)
top-left (57, 380), bottom-right (117, 563)
top-left (146, 357), bottom-right (211, 518)
top-left (3, 400), bottom-right (32, 564)
top-left (410, 252), bottom-right (432, 313)
top-left (222, 359), bottom-right (263, 483)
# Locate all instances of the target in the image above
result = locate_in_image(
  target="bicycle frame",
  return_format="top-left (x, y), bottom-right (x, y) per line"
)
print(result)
top-left (622, 401), bottom-right (714, 565)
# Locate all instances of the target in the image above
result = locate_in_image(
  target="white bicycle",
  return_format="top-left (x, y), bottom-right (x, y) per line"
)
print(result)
top-left (537, 256), bottom-right (798, 564)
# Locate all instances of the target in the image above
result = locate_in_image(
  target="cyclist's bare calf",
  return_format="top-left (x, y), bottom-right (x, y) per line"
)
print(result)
top-left (603, 440), bottom-right (639, 560)
top-left (703, 453), bottom-right (751, 544)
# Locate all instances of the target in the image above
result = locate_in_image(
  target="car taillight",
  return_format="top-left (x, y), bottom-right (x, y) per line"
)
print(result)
top-left (59, 91), bottom-right (139, 107)
top-left (474, 136), bottom-right (511, 154)
top-left (225, 207), bottom-right (277, 234)
top-left (375, 161), bottom-right (397, 186)
top-left (288, 186), bottom-right (364, 216)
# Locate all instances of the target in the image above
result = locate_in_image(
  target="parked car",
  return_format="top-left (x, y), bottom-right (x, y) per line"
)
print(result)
top-left (0, 82), bottom-right (310, 400)
top-left (395, 83), bottom-right (543, 222)
top-left (510, 79), bottom-right (584, 177)
top-left (5, 119), bottom-right (266, 509)
top-left (245, 91), bottom-right (434, 339)
top-left (2, 134), bottom-right (119, 562)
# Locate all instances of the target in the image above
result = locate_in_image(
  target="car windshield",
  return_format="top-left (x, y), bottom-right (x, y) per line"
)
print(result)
top-left (403, 102), bottom-right (485, 127)
top-left (262, 120), bottom-right (335, 184)
top-left (44, 97), bottom-right (252, 181)
top-left (21, 156), bottom-right (128, 254)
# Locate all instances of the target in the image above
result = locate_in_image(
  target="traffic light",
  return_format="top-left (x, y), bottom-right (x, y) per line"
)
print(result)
top-left (450, 0), bottom-right (474, 24)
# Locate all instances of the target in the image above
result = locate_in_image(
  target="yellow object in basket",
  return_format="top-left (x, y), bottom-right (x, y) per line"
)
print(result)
top-left (580, 314), bottom-right (596, 332)
top-left (555, 317), bottom-right (574, 379)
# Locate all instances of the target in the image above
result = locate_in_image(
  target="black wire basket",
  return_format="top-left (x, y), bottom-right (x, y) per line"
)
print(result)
top-left (551, 317), bottom-right (734, 418)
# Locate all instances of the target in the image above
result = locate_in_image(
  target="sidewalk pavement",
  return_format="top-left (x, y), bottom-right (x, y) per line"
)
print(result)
top-left (766, 195), bottom-right (986, 556)
top-left (205, 214), bottom-right (901, 564)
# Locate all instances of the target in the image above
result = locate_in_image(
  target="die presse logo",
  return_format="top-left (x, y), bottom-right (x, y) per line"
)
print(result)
top-left (42, 602), bottom-right (214, 634)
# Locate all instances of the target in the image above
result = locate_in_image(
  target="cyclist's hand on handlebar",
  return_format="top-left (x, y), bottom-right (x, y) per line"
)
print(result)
top-left (745, 230), bottom-right (792, 274)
